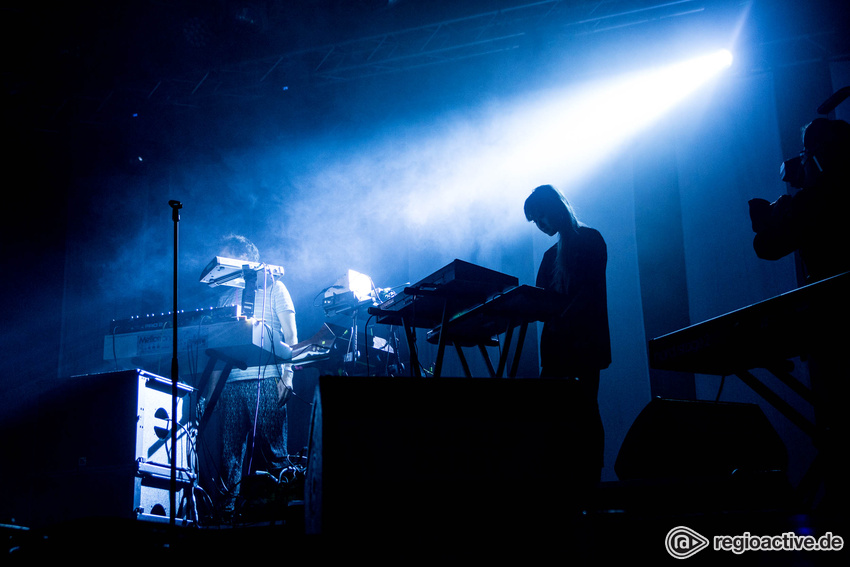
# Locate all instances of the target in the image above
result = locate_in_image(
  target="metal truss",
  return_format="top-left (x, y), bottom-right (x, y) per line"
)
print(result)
top-left (144, 1), bottom-right (735, 106)
top-left (14, 0), bottom-right (850, 131)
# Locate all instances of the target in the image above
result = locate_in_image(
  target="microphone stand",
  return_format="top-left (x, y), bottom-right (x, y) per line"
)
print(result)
top-left (168, 200), bottom-right (182, 527)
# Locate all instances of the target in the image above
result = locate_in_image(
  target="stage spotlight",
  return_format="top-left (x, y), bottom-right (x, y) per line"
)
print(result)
top-left (485, 47), bottom-right (737, 191)
top-left (643, 48), bottom-right (733, 106)
top-left (304, 46), bottom-right (736, 245)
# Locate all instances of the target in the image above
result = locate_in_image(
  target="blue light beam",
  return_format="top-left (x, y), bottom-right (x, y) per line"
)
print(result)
top-left (399, 49), bottom-right (734, 234)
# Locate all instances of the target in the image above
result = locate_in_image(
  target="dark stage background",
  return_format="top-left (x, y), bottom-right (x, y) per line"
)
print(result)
top-left (2, 0), bottom-right (848, 527)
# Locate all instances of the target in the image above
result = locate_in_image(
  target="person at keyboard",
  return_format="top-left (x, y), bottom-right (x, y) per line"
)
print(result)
top-left (211, 234), bottom-right (298, 521)
top-left (524, 184), bottom-right (611, 486)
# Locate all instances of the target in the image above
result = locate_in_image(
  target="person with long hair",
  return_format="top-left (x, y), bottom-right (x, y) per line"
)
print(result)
top-left (524, 184), bottom-right (611, 484)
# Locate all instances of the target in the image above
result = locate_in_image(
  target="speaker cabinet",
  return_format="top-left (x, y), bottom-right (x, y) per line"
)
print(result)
top-left (614, 398), bottom-right (788, 481)
top-left (602, 398), bottom-right (794, 515)
top-left (6, 369), bottom-right (195, 527)
top-left (305, 376), bottom-right (599, 536)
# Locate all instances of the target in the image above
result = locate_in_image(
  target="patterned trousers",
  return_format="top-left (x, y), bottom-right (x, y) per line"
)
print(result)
top-left (219, 378), bottom-right (288, 511)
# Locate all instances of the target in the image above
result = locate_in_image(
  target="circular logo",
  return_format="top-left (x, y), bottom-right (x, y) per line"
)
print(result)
top-left (666, 526), bottom-right (710, 559)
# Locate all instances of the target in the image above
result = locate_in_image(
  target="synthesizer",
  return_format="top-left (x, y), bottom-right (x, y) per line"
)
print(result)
top-left (103, 305), bottom-right (290, 373)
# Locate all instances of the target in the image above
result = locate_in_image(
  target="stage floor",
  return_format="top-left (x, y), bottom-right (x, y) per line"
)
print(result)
top-left (4, 493), bottom-right (848, 565)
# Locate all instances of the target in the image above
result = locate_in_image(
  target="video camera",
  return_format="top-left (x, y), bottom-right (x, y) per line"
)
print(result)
top-left (779, 87), bottom-right (850, 189)
top-left (780, 117), bottom-right (850, 189)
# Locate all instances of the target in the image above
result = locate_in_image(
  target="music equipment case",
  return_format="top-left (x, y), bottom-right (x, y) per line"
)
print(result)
top-left (6, 369), bottom-right (195, 528)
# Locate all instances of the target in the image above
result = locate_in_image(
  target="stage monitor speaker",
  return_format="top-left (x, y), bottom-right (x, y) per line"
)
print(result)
top-left (8, 369), bottom-right (195, 528)
top-left (305, 375), bottom-right (599, 536)
top-left (614, 398), bottom-right (788, 482)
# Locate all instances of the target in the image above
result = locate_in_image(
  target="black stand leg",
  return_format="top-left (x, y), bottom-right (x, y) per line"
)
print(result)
top-left (168, 199), bottom-right (182, 526)
top-left (401, 318), bottom-right (421, 377)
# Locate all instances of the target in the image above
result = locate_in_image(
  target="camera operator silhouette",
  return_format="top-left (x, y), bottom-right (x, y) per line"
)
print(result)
top-left (749, 117), bottom-right (850, 283)
top-left (749, 115), bottom-right (850, 513)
